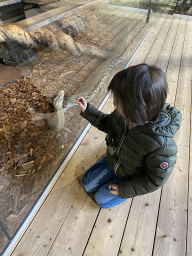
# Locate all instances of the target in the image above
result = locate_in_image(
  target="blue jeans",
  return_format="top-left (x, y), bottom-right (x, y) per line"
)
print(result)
top-left (82, 156), bottom-right (127, 209)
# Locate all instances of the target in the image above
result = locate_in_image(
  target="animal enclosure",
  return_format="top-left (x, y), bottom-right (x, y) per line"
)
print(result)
top-left (1, 0), bottom-right (192, 254)
top-left (0, 2), bottom-right (153, 253)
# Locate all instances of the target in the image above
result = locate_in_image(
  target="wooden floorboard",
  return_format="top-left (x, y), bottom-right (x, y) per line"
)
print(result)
top-left (186, 17), bottom-right (192, 256)
top-left (7, 11), bottom-right (192, 256)
top-left (82, 198), bottom-right (132, 256)
top-left (153, 18), bottom-right (191, 256)
top-left (130, 13), bottom-right (169, 66)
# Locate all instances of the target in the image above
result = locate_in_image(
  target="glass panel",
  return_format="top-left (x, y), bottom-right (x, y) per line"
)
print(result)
top-left (175, 0), bottom-right (192, 16)
top-left (109, 0), bottom-right (192, 16)
top-left (0, 2), bottom-right (153, 252)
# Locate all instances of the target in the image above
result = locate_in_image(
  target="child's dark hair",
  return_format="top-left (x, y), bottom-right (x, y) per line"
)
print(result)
top-left (108, 63), bottom-right (168, 124)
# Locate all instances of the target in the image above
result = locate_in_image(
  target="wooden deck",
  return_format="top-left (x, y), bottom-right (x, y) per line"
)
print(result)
top-left (2, 6), bottom-right (192, 256)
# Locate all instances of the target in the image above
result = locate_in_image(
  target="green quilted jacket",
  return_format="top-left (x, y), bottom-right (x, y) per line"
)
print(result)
top-left (81, 103), bottom-right (182, 199)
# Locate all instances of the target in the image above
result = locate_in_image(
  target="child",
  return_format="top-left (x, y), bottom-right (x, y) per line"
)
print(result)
top-left (77, 63), bottom-right (182, 209)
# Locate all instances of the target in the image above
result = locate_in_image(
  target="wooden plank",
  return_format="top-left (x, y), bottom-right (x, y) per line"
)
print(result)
top-left (16, 2), bottom-right (84, 30)
top-left (153, 18), bottom-right (190, 256)
top-left (82, 199), bottom-right (132, 256)
top-left (186, 18), bottom-right (192, 256)
top-left (48, 188), bottom-right (100, 256)
top-left (156, 16), bottom-right (180, 72)
top-left (166, 17), bottom-right (190, 147)
top-left (166, 18), bottom-right (186, 106)
top-left (0, 0), bottom-right (21, 7)
top-left (97, 3), bottom-right (137, 25)
top-left (109, 0), bottom-right (149, 10)
top-left (188, 99), bottom-right (192, 256)
top-left (118, 191), bottom-right (160, 255)
top-left (88, 3), bottom-right (124, 25)
top-left (144, 15), bottom-right (173, 65)
top-left (130, 12), bottom-right (168, 66)
top-left (11, 97), bottom-right (113, 256)
top-left (10, 179), bottom-right (81, 256)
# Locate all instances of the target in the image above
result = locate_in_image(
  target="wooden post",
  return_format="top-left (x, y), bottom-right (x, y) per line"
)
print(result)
top-left (146, 8), bottom-right (151, 23)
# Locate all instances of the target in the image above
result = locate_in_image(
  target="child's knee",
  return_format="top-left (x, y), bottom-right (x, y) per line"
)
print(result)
top-left (94, 189), bottom-right (126, 209)
top-left (94, 193), bottom-right (111, 209)
top-left (94, 190), bottom-right (109, 208)
top-left (82, 174), bottom-right (95, 192)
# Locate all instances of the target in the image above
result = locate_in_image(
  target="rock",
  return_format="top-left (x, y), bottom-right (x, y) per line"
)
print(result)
top-left (6, 214), bottom-right (18, 222)
top-left (62, 25), bottom-right (78, 38)
top-left (56, 32), bottom-right (81, 56)
top-left (76, 42), bottom-right (109, 58)
top-left (58, 16), bottom-right (85, 37)
top-left (0, 24), bottom-right (36, 49)
top-left (0, 43), bottom-right (39, 66)
top-left (0, 24), bottom-right (39, 66)
top-left (28, 28), bottom-right (60, 52)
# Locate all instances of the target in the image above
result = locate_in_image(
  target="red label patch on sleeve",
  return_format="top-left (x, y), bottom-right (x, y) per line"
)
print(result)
top-left (160, 162), bottom-right (169, 169)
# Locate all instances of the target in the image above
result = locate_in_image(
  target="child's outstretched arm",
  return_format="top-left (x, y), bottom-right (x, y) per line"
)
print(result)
top-left (77, 96), bottom-right (117, 134)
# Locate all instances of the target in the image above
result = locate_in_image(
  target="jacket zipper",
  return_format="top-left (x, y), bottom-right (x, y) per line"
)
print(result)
top-left (114, 159), bottom-right (121, 174)
top-left (114, 121), bottom-right (127, 173)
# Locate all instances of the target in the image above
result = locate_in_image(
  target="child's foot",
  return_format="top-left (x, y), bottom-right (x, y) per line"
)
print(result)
top-left (53, 90), bottom-right (65, 109)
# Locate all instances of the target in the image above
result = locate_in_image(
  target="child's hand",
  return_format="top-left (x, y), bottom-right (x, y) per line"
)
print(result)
top-left (109, 184), bottom-right (119, 195)
top-left (77, 96), bottom-right (87, 113)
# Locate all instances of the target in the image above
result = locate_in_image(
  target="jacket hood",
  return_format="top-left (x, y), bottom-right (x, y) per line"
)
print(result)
top-left (130, 104), bottom-right (182, 138)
